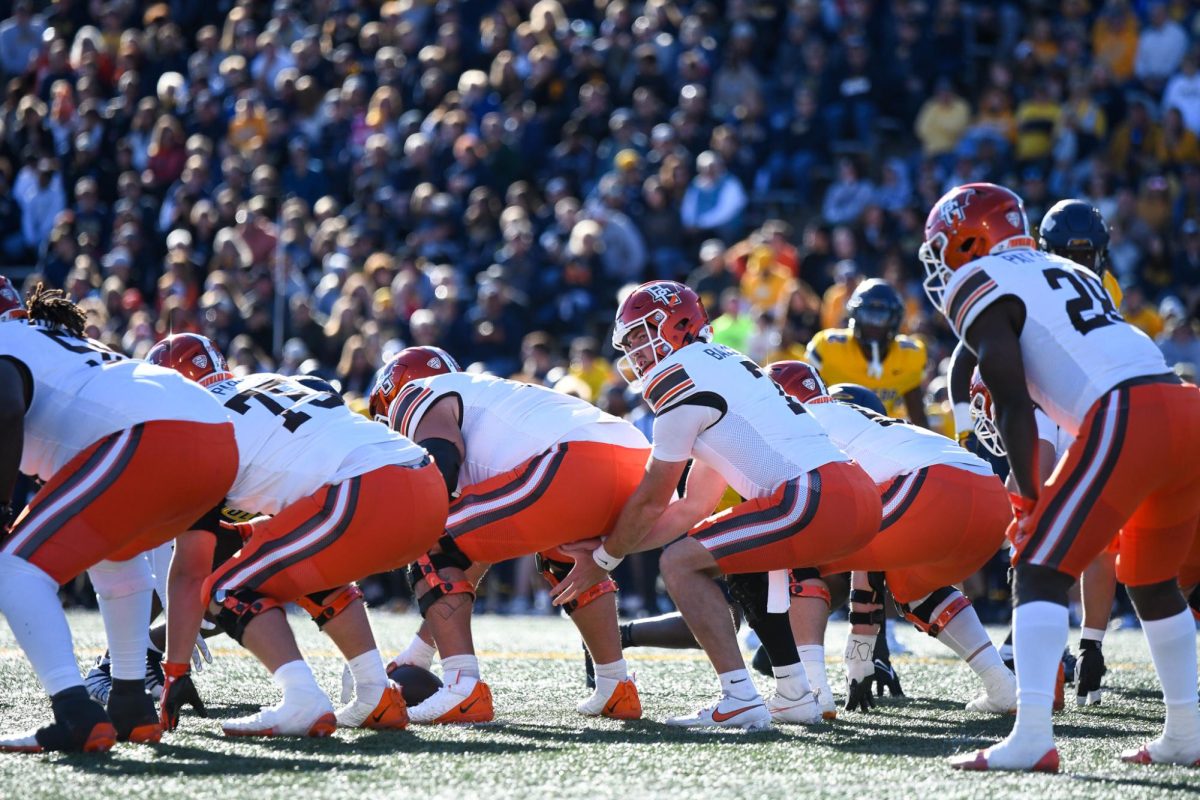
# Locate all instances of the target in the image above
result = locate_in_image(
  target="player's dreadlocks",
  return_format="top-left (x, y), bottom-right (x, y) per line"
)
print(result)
top-left (25, 283), bottom-right (87, 337)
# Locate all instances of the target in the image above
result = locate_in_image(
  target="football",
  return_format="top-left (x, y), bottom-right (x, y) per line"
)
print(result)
top-left (387, 663), bottom-right (444, 706)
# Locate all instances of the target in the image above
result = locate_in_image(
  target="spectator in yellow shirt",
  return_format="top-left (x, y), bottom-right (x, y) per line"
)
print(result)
top-left (819, 259), bottom-right (861, 331)
top-left (1091, 0), bottom-right (1140, 82)
top-left (740, 244), bottom-right (796, 315)
top-left (1014, 81), bottom-right (1062, 165)
top-left (1121, 283), bottom-right (1164, 339)
top-left (567, 337), bottom-right (614, 403)
top-left (915, 78), bottom-right (971, 160)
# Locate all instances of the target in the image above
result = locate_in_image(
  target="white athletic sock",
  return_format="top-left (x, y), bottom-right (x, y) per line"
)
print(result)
top-left (936, 602), bottom-right (1005, 678)
top-left (594, 658), bottom-right (628, 682)
top-left (347, 649), bottom-right (387, 694)
top-left (272, 659), bottom-right (323, 698)
top-left (1142, 609), bottom-right (1200, 742)
top-left (396, 635), bottom-right (437, 669)
top-left (441, 654), bottom-right (480, 685)
top-left (1080, 626), bottom-right (1106, 644)
top-left (772, 662), bottom-right (812, 698)
top-left (0, 555), bottom-right (82, 695)
top-left (97, 587), bottom-right (153, 681)
top-left (719, 669), bottom-right (757, 701)
top-left (797, 645), bottom-right (832, 695)
top-left (1011, 601), bottom-right (1067, 745)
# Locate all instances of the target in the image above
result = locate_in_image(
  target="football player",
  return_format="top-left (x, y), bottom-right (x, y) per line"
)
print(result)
top-left (805, 279), bottom-right (929, 426)
top-left (149, 334), bottom-right (446, 737)
top-left (551, 281), bottom-right (882, 730)
top-left (921, 183), bottom-right (1200, 771)
top-left (0, 282), bottom-right (238, 753)
top-left (945, 198), bottom-right (1123, 707)
top-left (369, 346), bottom-right (649, 723)
top-left (767, 366), bottom-right (1015, 717)
top-left (970, 371), bottom-right (1114, 708)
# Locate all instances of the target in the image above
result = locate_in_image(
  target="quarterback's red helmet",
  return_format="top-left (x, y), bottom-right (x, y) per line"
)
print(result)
top-left (146, 333), bottom-right (233, 386)
top-left (0, 276), bottom-right (27, 322)
top-left (369, 346), bottom-right (460, 420)
top-left (919, 182), bottom-right (1035, 313)
top-left (611, 280), bottom-right (711, 383)
top-left (967, 367), bottom-right (1006, 457)
top-left (766, 360), bottom-right (828, 403)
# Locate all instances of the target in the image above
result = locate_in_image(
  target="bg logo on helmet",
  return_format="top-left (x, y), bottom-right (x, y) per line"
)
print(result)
top-left (646, 284), bottom-right (681, 306)
top-left (939, 189), bottom-right (976, 226)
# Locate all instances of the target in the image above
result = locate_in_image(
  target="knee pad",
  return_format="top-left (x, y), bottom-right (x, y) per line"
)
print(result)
top-left (900, 586), bottom-right (970, 637)
top-left (297, 584), bottom-right (364, 629)
top-left (534, 552), bottom-right (617, 615)
top-left (726, 572), bottom-right (770, 628)
top-left (788, 570), bottom-right (831, 607)
top-left (88, 557), bottom-right (154, 600)
top-left (406, 547), bottom-right (474, 618)
top-left (212, 589), bottom-right (283, 644)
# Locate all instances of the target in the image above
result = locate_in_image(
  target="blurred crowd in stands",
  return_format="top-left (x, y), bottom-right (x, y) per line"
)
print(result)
top-left (2, 0), bottom-right (1199, 617)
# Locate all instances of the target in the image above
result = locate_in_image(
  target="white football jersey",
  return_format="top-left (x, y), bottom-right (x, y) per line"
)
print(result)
top-left (0, 321), bottom-right (227, 481)
top-left (645, 342), bottom-right (849, 499)
top-left (944, 248), bottom-right (1168, 435)
top-left (387, 371), bottom-right (648, 492)
top-left (208, 373), bottom-right (425, 514)
top-left (804, 399), bottom-right (993, 484)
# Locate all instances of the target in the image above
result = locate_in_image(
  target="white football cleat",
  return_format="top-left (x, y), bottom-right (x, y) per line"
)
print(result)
top-left (767, 689), bottom-right (824, 725)
top-left (577, 677), bottom-right (642, 719)
top-left (336, 681), bottom-right (408, 729)
top-left (814, 687), bottom-right (838, 719)
top-left (965, 665), bottom-right (1017, 713)
top-left (1121, 735), bottom-right (1200, 766)
top-left (408, 678), bottom-right (494, 724)
top-left (664, 694), bottom-right (772, 731)
top-left (223, 692), bottom-right (337, 738)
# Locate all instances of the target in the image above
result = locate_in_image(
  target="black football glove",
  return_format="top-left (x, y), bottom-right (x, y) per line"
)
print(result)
top-left (1076, 640), bottom-right (1106, 706)
top-left (872, 655), bottom-right (904, 698)
top-left (160, 662), bottom-right (207, 731)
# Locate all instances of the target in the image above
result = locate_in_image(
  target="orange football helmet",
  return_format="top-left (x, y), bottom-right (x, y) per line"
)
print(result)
top-left (146, 333), bottom-right (233, 386)
top-left (967, 367), bottom-right (1006, 457)
top-left (369, 346), bottom-right (460, 420)
top-left (919, 182), bottom-right (1035, 313)
top-left (611, 280), bottom-right (711, 384)
top-left (766, 360), bottom-right (829, 403)
top-left (0, 276), bottom-right (27, 322)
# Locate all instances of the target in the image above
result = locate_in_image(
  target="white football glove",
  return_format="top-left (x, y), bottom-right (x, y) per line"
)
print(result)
top-left (191, 634), bottom-right (213, 673)
top-left (843, 632), bottom-right (877, 712)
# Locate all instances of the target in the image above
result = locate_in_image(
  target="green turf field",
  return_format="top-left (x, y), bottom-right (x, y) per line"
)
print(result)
top-left (0, 611), bottom-right (1196, 799)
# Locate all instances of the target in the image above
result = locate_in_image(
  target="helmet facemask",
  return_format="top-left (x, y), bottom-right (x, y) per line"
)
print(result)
top-left (969, 389), bottom-right (1006, 457)
top-left (918, 232), bottom-right (952, 313)
top-left (613, 309), bottom-right (675, 389)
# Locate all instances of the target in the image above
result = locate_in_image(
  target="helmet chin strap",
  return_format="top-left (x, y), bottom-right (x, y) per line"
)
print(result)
top-left (867, 342), bottom-right (883, 379)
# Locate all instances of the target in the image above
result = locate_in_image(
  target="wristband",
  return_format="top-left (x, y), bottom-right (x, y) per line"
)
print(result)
top-left (592, 543), bottom-right (624, 572)
top-left (163, 661), bottom-right (190, 679)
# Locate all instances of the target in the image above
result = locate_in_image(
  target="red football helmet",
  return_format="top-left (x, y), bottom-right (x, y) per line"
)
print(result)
top-left (967, 367), bottom-right (1006, 457)
top-left (611, 280), bottom-right (711, 383)
top-left (766, 360), bottom-right (829, 403)
top-left (919, 182), bottom-right (1036, 313)
top-left (369, 346), bottom-right (460, 420)
top-left (146, 333), bottom-right (233, 387)
top-left (0, 276), bottom-right (27, 322)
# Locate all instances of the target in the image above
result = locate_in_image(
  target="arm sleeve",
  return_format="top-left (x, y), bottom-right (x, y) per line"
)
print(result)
top-left (650, 404), bottom-right (721, 463)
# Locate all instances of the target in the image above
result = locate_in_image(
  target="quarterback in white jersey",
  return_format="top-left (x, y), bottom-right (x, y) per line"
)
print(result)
top-left (551, 281), bottom-right (881, 731)
top-left (768, 363), bottom-right (1014, 718)
top-left (369, 347), bottom-right (650, 725)
top-left (148, 334), bottom-right (445, 740)
top-left (0, 282), bottom-right (238, 754)
top-left (922, 183), bottom-right (1200, 771)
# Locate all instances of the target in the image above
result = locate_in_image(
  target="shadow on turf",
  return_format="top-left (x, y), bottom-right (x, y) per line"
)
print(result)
top-left (55, 740), bottom-right (369, 778)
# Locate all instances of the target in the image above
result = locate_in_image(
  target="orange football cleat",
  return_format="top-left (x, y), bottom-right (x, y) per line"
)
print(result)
top-left (600, 679), bottom-right (642, 720)
top-left (360, 684), bottom-right (409, 730)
